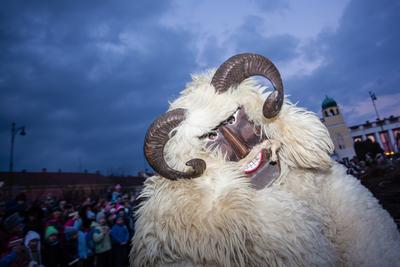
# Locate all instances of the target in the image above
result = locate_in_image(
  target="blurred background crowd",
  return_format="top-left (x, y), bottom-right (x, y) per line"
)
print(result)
top-left (0, 184), bottom-right (140, 267)
top-left (0, 151), bottom-right (399, 267)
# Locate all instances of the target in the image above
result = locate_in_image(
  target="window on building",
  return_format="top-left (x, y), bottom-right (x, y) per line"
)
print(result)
top-left (324, 111), bottom-right (329, 117)
top-left (330, 109), bottom-right (335, 116)
top-left (336, 133), bottom-right (345, 149)
top-left (379, 131), bottom-right (393, 153)
top-left (393, 128), bottom-right (400, 150)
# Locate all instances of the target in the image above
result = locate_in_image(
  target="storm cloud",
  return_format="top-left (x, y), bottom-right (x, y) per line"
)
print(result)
top-left (1, 0), bottom-right (398, 174)
top-left (288, 0), bottom-right (400, 122)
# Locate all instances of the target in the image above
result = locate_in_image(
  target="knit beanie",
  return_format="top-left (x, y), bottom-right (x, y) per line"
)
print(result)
top-left (44, 225), bottom-right (58, 241)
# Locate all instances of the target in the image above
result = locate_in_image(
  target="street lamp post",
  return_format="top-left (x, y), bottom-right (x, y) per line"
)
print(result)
top-left (9, 122), bottom-right (26, 173)
top-left (369, 91), bottom-right (380, 121)
top-left (369, 91), bottom-right (385, 131)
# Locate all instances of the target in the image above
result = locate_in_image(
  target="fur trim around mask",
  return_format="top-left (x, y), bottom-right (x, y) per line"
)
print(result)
top-left (165, 71), bottom-right (333, 174)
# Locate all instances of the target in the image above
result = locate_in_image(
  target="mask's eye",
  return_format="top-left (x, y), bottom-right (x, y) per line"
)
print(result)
top-left (226, 115), bottom-right (235, 125)
top-left (199, 131), bottom-right (219, 141)
top-left (207, 131), bottom-right (218, 141)
top-left (226, 108), bottom-right (240, 125)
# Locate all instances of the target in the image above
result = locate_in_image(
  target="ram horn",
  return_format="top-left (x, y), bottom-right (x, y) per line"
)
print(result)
top-left (144, 108), bottom-right (206, 180)
top-left (211, 53), bottom-right (284, 118)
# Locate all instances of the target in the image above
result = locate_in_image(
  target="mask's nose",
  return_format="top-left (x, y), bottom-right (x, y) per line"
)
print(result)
top-left (220, 125), bottom-right (250, 161)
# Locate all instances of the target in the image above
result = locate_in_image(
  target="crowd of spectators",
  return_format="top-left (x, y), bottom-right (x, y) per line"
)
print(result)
top-left (340, 152), bottom-right (399, 179)
top-left (1, 149), bottom-right (399, 267)
top-left (0, 184), bottom-right (139, 267)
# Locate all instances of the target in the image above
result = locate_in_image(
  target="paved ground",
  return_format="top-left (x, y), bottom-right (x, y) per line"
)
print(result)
top-left (360, 162), bottom-right (400, 227)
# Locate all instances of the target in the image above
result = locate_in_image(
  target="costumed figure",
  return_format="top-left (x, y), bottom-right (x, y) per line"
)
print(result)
top-left (130, 53), bottom-right (400, 267)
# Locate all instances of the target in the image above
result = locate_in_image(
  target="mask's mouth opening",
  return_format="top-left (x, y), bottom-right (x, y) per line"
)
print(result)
top-left (244, 149), bottom-right (267, 174)
top-left (240, 140), bottom-right (281, 190)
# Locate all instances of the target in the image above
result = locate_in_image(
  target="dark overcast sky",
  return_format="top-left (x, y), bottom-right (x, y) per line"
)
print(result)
top-left (1, 0), bottom-right (399, 174)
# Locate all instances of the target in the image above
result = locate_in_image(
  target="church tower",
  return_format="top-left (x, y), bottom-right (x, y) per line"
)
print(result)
top-left (321, 96), bottom-right (355, 161)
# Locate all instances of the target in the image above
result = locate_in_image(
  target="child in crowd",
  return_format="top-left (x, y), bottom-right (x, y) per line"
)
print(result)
top-left (42, 225), bottom-right (64, 267)
top-left (23, 231), bottom-right (44, 267)
top-left (44, 207), bottom-right (65, 244)
top-left (110, 215), bottom-right (130, 267)
top-left (111, 184), bottom-right (122, 203)
top-left (91, 211), bottom-right (112, 267)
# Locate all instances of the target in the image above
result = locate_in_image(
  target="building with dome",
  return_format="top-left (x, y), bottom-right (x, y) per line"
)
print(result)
top-left (321, 96), bottom-right (356, 161)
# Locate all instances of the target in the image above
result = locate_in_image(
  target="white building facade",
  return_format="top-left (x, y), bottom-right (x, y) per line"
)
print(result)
top-left (349, 116), bottom-right (400, 155)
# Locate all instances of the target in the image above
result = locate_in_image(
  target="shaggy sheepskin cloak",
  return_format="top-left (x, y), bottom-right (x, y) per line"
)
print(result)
top-left (130, 54), bottom-right (400, 267)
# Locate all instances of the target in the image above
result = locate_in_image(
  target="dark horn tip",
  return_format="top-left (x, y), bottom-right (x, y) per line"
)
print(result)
top-left (143, 108), bottom-right (208, 180)
top-left (185, 158), bottom-right (206, 177)
top-left (262, 90), bottom-right (284, 119)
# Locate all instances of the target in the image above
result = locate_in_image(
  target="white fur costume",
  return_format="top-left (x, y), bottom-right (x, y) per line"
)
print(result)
top-left (130, 71), bottom-right (400, 267)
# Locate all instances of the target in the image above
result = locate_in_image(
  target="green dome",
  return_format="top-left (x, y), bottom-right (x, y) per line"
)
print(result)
top-left (322, 95), bottom-right (337, 109)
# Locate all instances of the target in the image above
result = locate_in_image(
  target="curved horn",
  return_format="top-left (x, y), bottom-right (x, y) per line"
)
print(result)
top-left (211, 53), bottom-right (284, 118)
top-left (144, 108), bottom-right (206, 180)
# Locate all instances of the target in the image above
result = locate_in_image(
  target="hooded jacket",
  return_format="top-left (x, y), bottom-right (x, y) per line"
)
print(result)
top-left (24, 231), bottom-right (42, 265)
top-left (90, 221), bottom-right (111, 254)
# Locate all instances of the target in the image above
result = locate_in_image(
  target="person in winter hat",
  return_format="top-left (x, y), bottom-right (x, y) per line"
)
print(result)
top-left (111, 184), bottom-right (122, 203)
top-left (42, 226), bottom-right (64, 267)
top-left (23, 230), bottom-right (44, 267)
top-left (90, 211), bottom-right (112, 267)
top-left (110, 215), bottom-right (129, 267)
top-left (44, 207), bottom-right (65, 244)
top-left (44, 225), bottom-right (58, 243)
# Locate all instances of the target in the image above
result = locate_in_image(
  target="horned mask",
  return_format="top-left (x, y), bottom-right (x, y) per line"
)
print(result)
top-left (144, 53), bottom-right (284, 188)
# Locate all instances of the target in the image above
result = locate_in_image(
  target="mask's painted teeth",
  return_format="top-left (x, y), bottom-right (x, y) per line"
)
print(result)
top-left (244, 151), bottom-right (263, 174)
